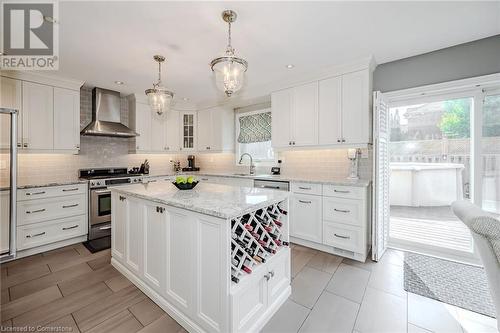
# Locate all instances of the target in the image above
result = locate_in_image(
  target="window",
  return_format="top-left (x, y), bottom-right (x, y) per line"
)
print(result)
top-left (235, 108), bottom-right (274, 163)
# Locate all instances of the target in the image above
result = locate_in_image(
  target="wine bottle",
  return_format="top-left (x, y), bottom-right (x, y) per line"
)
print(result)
top-left (242, 265), bottom-right (252, 274)
top-left (231, 275), bottom-right (240, 283)
top-left (282, 241), bottom-right (290, 246)
top-left (274, 220), bottom-right (283, 227)
top-left (253, 254), bottom-right (266, 263)
top-left (232, 258), bottom-right (240, 266)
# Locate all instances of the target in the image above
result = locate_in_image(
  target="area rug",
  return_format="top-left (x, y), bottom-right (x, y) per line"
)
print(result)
top-left (404, 252), bottom-right (496, 318)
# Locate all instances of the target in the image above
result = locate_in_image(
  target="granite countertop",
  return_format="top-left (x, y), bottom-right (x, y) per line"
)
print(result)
top-left (146, 172), bottom-right (371, 187)
top-left (0, 179), bottom-right (87, 192)
top-left (111, 181), bottom-right (290, 219)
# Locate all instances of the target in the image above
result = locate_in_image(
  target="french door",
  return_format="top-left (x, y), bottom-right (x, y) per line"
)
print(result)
top-left (373, 80), bottom-right (500, 263)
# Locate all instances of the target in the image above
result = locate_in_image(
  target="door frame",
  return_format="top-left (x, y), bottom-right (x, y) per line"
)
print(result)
top-left (373, 73), bottom-right (500, 264)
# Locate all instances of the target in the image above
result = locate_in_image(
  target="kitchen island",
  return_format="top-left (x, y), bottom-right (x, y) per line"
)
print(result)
top-left (110, 181), bottom-right (291, 333)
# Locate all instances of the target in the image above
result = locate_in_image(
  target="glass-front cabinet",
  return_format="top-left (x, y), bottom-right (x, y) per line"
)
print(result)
top-left (180, 111), bottom-right (196, 151)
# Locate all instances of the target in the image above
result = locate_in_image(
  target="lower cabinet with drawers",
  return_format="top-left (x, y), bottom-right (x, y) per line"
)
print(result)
top-left (15, 183), bottom-right (88, 256)
top-left (289, 182), bottom-right (370, 262)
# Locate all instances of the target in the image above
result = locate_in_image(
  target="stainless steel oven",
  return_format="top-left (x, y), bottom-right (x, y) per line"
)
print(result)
top-left (90, 188), bottom-right (112, 235)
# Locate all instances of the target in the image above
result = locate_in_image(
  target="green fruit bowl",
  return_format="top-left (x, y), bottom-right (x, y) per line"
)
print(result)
top-left (172, 181), bottom-right (199, 190)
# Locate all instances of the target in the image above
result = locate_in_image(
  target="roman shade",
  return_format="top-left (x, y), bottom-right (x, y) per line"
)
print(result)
top-left (237, 112), bottom-right (272, 144)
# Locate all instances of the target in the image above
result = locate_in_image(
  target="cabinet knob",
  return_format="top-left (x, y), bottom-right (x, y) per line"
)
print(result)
top-left (76, 145), bottom-right (80, 149)
top-left (17, 143), bottom-right (21, 148)
top-left (337, 139), bottom-right (341, 143)
top-left (23, 143), bottom-right (28, 148)
top-left (342, 139), bottom-right (346, 143)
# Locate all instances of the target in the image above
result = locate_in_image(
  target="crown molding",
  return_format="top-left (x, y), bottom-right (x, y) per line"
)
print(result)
top-left (1, 71), bottom-right (84, 91)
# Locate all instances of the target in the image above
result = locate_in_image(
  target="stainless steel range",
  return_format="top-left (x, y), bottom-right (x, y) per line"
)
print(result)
top-left (79, 167), bottom-right (143, 241)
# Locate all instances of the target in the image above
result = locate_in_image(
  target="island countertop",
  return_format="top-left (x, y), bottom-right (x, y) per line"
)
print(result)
top-left (110, 180), bottom-right (290, 219)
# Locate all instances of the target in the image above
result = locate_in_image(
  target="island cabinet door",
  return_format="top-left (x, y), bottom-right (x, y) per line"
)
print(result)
top-left (193, 215), bottom-right (229, 333)
top-left (164, 208), bottom-right (194, 315)
top-left (111, 193), bottom-right (127, 262)
top-left (143, 203), bottom-right (167, 293)
top-left (289, 193), bottom-right (322, 243)
top-left (266, 247), bottom-right (291, 309)
top-left (125, 198), bottom-right (144, 277)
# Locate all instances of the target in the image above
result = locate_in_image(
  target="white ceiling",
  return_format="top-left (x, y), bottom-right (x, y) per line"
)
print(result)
top-left (55, 1), bottom-right (500, 108)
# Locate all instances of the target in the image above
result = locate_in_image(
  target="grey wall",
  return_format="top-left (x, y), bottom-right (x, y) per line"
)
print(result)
top-left (373, 34), bottom-right (500, 92)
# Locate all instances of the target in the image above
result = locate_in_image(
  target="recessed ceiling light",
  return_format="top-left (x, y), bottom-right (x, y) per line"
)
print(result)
top-left (285, 64), bottom-right (295, 69)
top-left (114, 81), bottom-right (124, 85)
top-left (182, 97), bottom-right (189, 101)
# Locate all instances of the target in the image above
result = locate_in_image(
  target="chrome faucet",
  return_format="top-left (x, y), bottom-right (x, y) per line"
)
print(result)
top-left (238, 153), bottom-right (255, 175)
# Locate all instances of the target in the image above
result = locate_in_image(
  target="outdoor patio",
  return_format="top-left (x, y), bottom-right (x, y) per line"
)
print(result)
top-left (390, 206), bottom-right (474, 253)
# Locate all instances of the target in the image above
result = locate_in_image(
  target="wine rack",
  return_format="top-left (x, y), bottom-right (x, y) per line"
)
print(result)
top-left (230, 200), bottom-right (289, 283)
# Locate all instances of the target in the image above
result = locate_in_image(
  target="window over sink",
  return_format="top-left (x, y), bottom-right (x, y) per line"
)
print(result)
top-left (235, 108), bottom-right (275, 163)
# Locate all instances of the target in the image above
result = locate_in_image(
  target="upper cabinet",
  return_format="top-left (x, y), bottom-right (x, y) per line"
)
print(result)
top-left (272, 68), bottom-right (372, 149)
top-left (272, 82), bottom-right (318, 148)
top-left (54, 88), bottom-right (80, 151)
top-left (165, 110), bottom-right (180, 152)
top-left (197, 106), bottom-right (234, 152)
top-left (0, 73), bottom-right (82, 154)
top-left (180, 111), bottom-right (196, 151)
top-left (0, 77), bottom-right (22, 149)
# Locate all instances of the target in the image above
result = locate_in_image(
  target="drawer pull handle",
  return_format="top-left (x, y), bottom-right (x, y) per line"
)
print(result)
top-left (26, 232), bottom-right (45, 238)
top-left (334, 233), bottom-right (350, 240)
top-left (26, 191), bottom-right (45, 196)
top-left (62, 204), bottom-right (79, 209)
top-left (201, 178), bottom-right (209, 181)
top-left (62, 225), bottom-right (79, 230)
top-left (26, 208), bottom-right (45, 214)
top-left (298, 187), bottom-right (311, 190)
top-left (298, 200), bottom-right (312, 204)
top-left (334, 189), bottom-right (350, 194)
top-left (264, 273), bottom-right (271, 281)
top-left (62, 188), bottom-right (79, 192)
top-left (334, 208), bottom-right (350, 213)
top-left (119, 196), bottom-right (126, 201)
top-left (99, 225), bottom-right (111, 230)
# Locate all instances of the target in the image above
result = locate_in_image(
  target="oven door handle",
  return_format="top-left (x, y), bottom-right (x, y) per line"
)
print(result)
top-left (93, 189), bottom-right (111, 195)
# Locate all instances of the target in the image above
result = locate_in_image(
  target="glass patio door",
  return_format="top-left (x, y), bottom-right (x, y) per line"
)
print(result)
top-left (387, 94), bottom-right (477, 262)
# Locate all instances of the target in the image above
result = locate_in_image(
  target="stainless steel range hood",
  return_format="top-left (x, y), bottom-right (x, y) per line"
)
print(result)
top-left (81, 87), bottom-right (138, 137)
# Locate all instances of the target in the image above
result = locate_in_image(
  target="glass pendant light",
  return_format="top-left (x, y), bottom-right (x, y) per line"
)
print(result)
top-left (210, 10), bottom-right (248, 97)
top-left (145, 55), bottom-right (174, 116)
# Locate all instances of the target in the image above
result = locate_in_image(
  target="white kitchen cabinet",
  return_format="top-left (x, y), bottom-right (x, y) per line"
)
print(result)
top-left (180, 111), bottom-right (196, 151)
top-left (318, 76), bottom-right (342, 145)
top-left (130, 103), bottom-right (152, 152)
top-left (271, 82), bottom-right (318, 148)
top-left (0, 77), bottom-right (22, 149)
top-left (197, 106), bottom-right (234, 152)
top-left (0, 191), bottom-right (10, 254)
top-left (143, 203), bottom-right (167, 293)
top-left (293, 82), bottom-right (318, 146)
top-left (165, 110), bottom-right (180, 152)
top-left (111, 193), bottom-right (127, 261)
top-left (125, 198), bottom-right (144, 276)
top-left (290, 193), bottom-right (322, 243)
top-left (342, 70), bottom-right (370, 144)
top-left (22, 81), bottom-right (54, 150)
top-left (54, 87), bottom-right (80, 151)
top-left (271, 88), bottom-right (292, 148)
top-left (151, 114), bottom-right (167, 152)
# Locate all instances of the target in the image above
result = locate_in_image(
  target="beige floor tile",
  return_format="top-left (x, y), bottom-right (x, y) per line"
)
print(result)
top-left (367, 261), bottom-right (406, 298)
top-left (262, 300), bottom-right (310, 333)
top-left (86, 310), bottom-right (143, 333)
top-left (291, 246), bottom-right (318, 278)
top-left (105, 274), bottom-right (133, 292)
top-left (13, 282), bottom-right (112, 328)
top-left (58, 264), bottom-right (120, 296)
top-left (341, 257), bottom-right (378, 272)
top-left (73, 243), bottom-right (92, 256)
top-left (326, 263), bottom-right (370, 303)
top-left (408, 293), bottom-right (464, 333)
top-left (290, 266), bottom-right (332, 309)
top-left (354, 287), bottom-right (407, 333)
top-left (1, 285), bottom-right (62, 320)
top-left (129, 298), bottom-right (165, 326)
top-left (299, 291), bottom-right (359, 333)
top-left (1, 289), bottom-right (9, 304)
top-left (48, 249), bottom-right (111, 272)
top-left (136, 314), bottom-right (185, 333)
top-left (1, 264), bottom-right (51, 290)
top-left (9, 262), bottom-right (92, 300)
top-left (379, 249), bottom-right (405, 267)
top-left (73, 284), bottom-right (145, 332)
top-left (306, 251), bottom-right (342, 274)
top-left (87, 255), bottom-right (111, 271)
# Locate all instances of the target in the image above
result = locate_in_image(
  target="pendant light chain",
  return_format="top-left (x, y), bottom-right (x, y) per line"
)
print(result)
top-left (157, 61), bottom-right (162, 86)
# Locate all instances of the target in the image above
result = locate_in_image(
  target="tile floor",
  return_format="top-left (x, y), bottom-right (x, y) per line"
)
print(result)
top-left (262, 244), bottom-right (499, 333)
top-left (0, 243), bottom-right (497, 333)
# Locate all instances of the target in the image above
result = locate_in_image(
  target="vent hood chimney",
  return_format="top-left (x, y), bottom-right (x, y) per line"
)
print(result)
top-left (81, 87), bottom-right (138, 137)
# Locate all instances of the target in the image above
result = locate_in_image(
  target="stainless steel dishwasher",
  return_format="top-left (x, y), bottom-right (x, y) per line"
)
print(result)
top-left (254, 179), bottom-right (290, 191)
